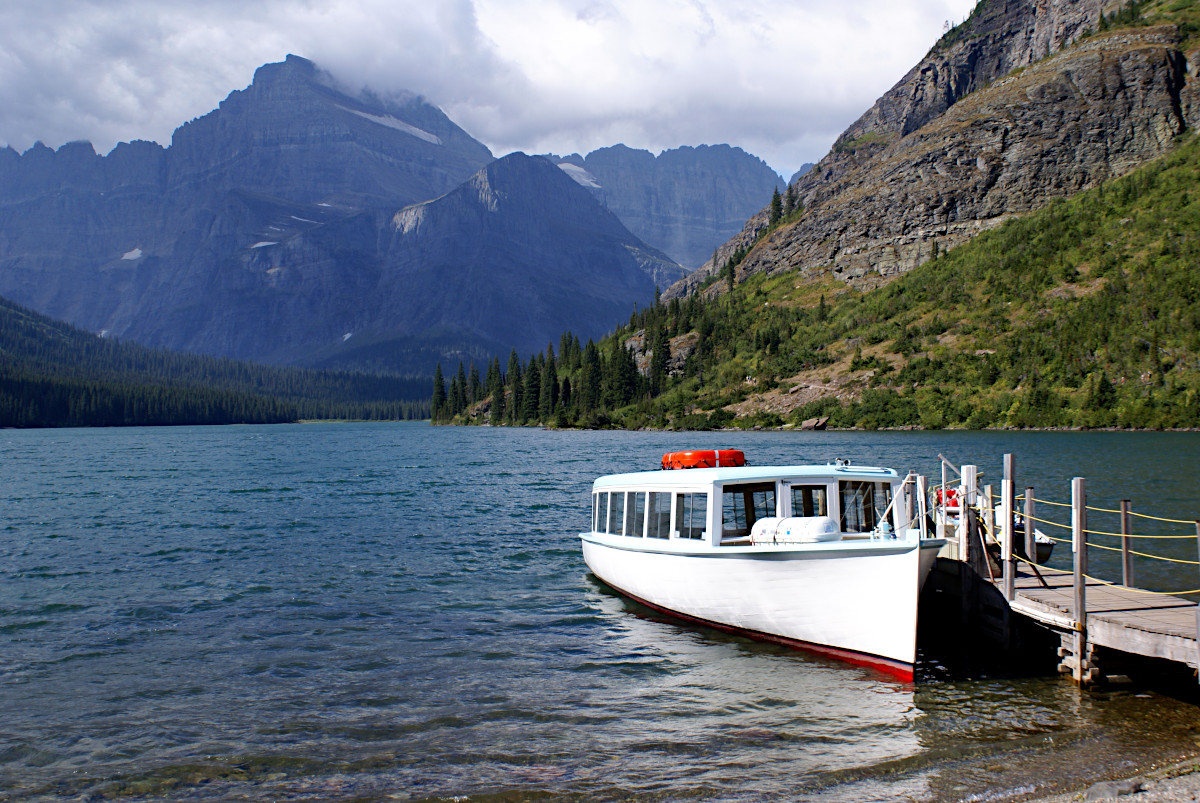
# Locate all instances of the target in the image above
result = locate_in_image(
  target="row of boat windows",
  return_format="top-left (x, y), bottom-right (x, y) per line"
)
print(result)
top-left (596, 490), bottom-right (709, 540)
top-left (592, 480), bottom-right (893, 540)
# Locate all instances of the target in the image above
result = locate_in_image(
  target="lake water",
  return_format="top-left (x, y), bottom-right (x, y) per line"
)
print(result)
top-left (3, 423), bottom-right (1200, 801)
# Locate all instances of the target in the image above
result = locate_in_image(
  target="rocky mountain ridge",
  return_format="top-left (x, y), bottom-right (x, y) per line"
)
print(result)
top-left (549, 144), bottom-right (783, 268)
top-left (667, 0), bottom-right (1192, 298)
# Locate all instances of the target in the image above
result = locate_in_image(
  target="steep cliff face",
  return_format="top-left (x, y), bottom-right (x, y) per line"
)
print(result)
top-left (165, 55), bottom-right (494, 208)
top-left (140, 154), bottom-right (684, 371)
top-left (668, 0), bottom-right (1191, 298)
top-left (551, 144), bottom-right (783, 268)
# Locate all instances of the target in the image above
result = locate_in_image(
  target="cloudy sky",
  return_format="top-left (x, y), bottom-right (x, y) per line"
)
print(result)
top-left (0, 0), bottom-right (977, 179)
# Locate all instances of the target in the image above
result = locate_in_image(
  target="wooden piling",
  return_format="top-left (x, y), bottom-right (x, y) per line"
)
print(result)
top-left (1121, 500), bottom-right (1133, 587)
top-left (961, 465), bottom-right (977, 564)
top-left (1024, 488), bottom-right (1035, 564)
top-left (1072, 477), bottom-right (1089, 684)
top-left (1002, 454), bottom-right (1015, 601)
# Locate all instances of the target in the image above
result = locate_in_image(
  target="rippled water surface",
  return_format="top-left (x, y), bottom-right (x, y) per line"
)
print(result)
top-left (3, 424), bottom-right (1200, 801)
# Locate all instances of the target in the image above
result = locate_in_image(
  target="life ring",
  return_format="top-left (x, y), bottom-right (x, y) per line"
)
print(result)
top-left (936, 488), bottom-right (960, 510)
top-left (661, 449), bottom-right (746, 470)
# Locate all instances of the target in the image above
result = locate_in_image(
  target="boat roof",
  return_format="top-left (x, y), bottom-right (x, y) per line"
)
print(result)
top-left (593, 463), bottom-right (899, 490)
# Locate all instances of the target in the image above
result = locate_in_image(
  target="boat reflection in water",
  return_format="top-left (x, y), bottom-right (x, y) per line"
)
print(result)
top-left (589, 581), bottom-right (1200, 802)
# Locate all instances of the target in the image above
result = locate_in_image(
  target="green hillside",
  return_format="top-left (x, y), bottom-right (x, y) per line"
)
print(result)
top-left (437, 129), bottom-right (1200, 431)
top-left (0, 297), bottom-right (429, 427)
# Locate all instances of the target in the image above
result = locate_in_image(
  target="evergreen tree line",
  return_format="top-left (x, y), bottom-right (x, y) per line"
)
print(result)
top-left (0, 296), bottom-right (429, 428)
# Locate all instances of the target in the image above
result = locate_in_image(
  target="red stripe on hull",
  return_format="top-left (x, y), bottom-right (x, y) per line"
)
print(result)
top-left (604, 580), bottom-right (915, 683)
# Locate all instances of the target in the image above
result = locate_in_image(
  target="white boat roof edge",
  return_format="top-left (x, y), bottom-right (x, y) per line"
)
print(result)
top-left (593, 464), bottom-right (899, 489)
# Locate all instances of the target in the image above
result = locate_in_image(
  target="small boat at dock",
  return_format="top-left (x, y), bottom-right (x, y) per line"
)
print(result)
top-left (580, 452), bottom-right (946, 680)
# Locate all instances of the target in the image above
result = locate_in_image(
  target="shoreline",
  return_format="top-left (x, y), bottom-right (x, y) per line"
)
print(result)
top-left (1026, 756), bottom-right (1200, 802)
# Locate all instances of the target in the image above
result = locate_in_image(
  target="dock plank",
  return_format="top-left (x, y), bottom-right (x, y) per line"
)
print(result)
top-left (997, 568), bottom-right (1199, 670)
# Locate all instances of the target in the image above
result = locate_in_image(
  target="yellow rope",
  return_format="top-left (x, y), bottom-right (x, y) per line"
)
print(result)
top-left (1087, 506), bottom-right (1198, 525)
top-left (1033, 498), bottom-right (1073, 509)
top-left (1084, 539), bottom-right (1200, 564)
top-left (1011, 554), bottom-right (1200, 596)
top-left (1025, 513), bottom-right (1072, 530)
top-left (1081, 527), bottom-right (1195, 540)
top-left (1033, 497), bottom-right (1197, 525)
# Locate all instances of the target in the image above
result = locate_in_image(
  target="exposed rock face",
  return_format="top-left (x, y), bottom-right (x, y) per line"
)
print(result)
top-left (0, 56), bottom-right (681, 372)
top-left (667, 0), bottom-right (1193, 298)
top-left (550, 144), bottom-right (783, 268)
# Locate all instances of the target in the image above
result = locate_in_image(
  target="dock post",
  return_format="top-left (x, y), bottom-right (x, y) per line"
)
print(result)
top-left (984, 484), bottom-right (995, 547)
top-left (960, 465), bottom-right (977, 564)
top-left (937, 462), bottom-right (947, 542)
top-left (1024, 488), bottom-right (1035, 564)
top-left (1195, 521), bottom-right (1200, 685)
top-left (1002, 454), bottom-right (1015, 601)
top-left (1071, 477), bottom-right (1091, 684)
top-left (916, 475), bottom-right (928, 539)
top-left (1121, 500), bottom-right (1133, 587)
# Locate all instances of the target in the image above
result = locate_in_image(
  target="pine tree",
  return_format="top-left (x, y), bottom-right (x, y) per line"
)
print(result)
top-left (769, 187), bottom-right (783, 225)
top-left (488, 357), bottom-right (505, 425)
top-left (522, 354), bottom-right (541, 423)
top-left (506, 350), bottom-right (522, 423)
top-left (649, 322), bottom-right (669, 396)
top-left (468, 363), bottom-right (481, 404)
top-left (539, 345), bottom-right (557, 421)
top-left (431, 364), bottom-right (447, 421)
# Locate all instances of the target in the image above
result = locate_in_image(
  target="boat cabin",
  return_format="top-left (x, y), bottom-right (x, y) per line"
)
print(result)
top-left (590, 463), bottom-right (915, 547)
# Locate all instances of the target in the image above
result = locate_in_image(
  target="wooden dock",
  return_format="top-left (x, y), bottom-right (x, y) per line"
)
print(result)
top-left (1004, 568), bottom-right (1199, 683)
top-left (933, 455), bottom-right (1200, 685)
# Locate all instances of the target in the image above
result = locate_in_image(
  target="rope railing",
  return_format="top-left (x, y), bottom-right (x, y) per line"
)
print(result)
top-left (936, 487), bottom-right (1200, 588)
top-left (1018, 508), bottom-right (1195, 540)
top-left (1083, 539), bottom-right (1200, 565)
top-left (1029, 495), bottom-right (1196, 526)
top-left (1013, 553), bottom-right (1200, 596)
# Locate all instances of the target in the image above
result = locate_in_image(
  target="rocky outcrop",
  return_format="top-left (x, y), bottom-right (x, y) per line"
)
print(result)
top-left (667, 0), bottom-right (1193, 298)
top-left (550, 144), bottom-right (782, 268)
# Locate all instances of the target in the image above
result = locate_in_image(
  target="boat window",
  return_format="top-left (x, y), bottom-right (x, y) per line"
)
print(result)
top-left (593, 493), bottom-right (601, 532)
top-left (674, 492), bottom-right (708, 539)
top-left (631, 492), bottom-right (647, 537)
top-left (839, 480), bottom-right (893, 533)
top-left (790, 485), bottom-right (828, 518)
top-left (722, 482), bottom-right (777, 538)
top-left (647, 492), bottom-right (672, 539)
top-left (607, 491), bottom-right (626, 535)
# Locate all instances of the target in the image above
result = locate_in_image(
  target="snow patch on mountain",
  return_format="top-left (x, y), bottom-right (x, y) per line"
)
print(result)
top-left (340, 107), bottom-right (442, 145)
top-left (557, 162), bottom-right (601, 189)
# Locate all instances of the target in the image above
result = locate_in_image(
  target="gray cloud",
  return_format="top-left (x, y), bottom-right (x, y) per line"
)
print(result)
top-left (0, 0), bottom-right (977, 177)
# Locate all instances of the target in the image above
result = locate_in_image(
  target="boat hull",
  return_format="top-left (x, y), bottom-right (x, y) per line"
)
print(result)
top-left (581, 536), bottom-right (938, 680)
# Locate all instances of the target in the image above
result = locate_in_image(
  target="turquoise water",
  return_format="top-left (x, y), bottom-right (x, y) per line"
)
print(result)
top-left (3, 423), bottom-right (1200, 801)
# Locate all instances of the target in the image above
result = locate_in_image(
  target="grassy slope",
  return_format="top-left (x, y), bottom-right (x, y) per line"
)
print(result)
top-left (607, 128), bottom-right (1200, 431)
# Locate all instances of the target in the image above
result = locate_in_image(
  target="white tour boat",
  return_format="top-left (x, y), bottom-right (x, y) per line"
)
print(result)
top-left (580, 450), bottom-right (946, 680)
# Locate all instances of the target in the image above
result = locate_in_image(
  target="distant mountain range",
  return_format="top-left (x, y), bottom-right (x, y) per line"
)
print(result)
top-left (0, 54), bottom-right (779, 374)
top-left (549, 145), bottom-right (783, 268)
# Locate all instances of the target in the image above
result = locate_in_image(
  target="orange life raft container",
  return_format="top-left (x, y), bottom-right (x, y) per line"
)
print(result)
top-left (661, 449), bottom-right (746, 470)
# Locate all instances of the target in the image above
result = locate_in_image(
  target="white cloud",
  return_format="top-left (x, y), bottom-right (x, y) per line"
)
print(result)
top-left (0, 0), bottom-right (977, 177)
